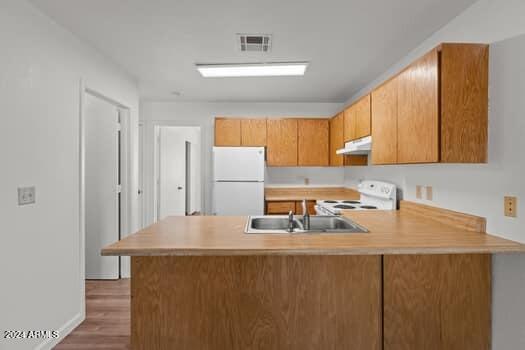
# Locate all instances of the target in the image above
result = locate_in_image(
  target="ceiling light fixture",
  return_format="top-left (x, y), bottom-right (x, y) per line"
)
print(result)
top-left (195, 62), bottom-right (309, 78)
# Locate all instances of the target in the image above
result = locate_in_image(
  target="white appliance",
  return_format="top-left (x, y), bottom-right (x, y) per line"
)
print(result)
top-left (315, 180), bottom-right (397, 215)
top-left (336, 135), bottom-right (372, 155)
top-left (213, 147), bottom-right (265, 215)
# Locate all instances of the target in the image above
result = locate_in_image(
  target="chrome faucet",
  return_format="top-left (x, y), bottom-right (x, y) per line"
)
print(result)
top-left (287, 211), bottom-right (294, 233)
top-left (302, 199), bottom-right (310, 230)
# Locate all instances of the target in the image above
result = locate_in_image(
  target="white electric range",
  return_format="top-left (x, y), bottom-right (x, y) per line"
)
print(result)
top-left (315, 180), bottom-right (397, 215)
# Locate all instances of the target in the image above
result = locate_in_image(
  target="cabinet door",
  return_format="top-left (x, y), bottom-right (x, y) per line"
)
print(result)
top-left (215, 118), bottom-right (241, 146)
top-left (343, 106), bottom-right (355, 141)
top-left (397, 49), bottom-right (439, 163)
top-left (384, 254), bottom-right (490, 350)
top-left (241, 119), bottom-right (267, 146)
top-left (329, 114), bottom-right (344, 166)
top-left (267, 119), bottom-right (298, 166)
top-left (354, 95), bottom-right (371, 139)
top-left (298, 119), bottom-right (329, 166)
top-left (295, 201), bottom-right (316, 215)
top-left (344, 155), bottom-right (368, 166)
top-left (440, 43), bottom-right (488, 163)
top-left (371, 78), bottom-right (398, 164)
top-left (266, 201), bottom-right (296, 215)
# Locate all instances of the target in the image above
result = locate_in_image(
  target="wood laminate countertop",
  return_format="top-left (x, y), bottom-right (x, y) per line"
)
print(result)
top-left (265, 187), bottom-right (360, 201)
top-left (102, 204), bottom-right (524, 256)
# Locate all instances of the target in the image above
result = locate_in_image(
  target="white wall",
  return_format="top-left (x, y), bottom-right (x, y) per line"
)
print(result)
top-left (140, 102), bottom-right (343, 223)
top-left (265, 167), bottom-right (345, 188)
top-left (343, 1), bottom-right (525, 348)
top-left (0, 1), bottom-right (139, 349)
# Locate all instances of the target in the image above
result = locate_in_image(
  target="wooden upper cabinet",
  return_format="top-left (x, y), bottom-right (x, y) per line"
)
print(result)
top-left (440, 44), bottom-right (488, 163)
top-left (329, 113), bottom-right (344, 166)
top-left (343, 95), bottom-right (371, 141)
top-left (354, 95), bottom-right (371, 139)
top-left (241, 119), bottom-right (267, 146)
top-left (267, 119), bottom-right (298, 166)
top-left (337, 43), bottom-right (488, 165)
top-left (371, 77), bottom-right (398, 164)
top-left (298, 119), bottom-right (329, 166)
top-left (343, 106), bottom-right (356, 142)
top-left (215, 118), bottom-right (241, 146)
top-left (397, 48), bottom-right (440, 163)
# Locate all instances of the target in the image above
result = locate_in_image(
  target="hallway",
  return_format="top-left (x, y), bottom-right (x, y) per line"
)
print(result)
top-left (55, 280), bottom-right (130, 349)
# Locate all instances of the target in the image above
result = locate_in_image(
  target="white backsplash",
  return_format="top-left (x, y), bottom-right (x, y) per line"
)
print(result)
top-left (265, 167), bottom-right (345, 187)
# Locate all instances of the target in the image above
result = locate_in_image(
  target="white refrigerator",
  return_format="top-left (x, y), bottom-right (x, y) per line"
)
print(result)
top-left (213, 147), bottom-right (265, 215)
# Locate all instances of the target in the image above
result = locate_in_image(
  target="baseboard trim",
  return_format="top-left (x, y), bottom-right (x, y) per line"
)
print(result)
top-left (35, 311), bottom-right (84, 350)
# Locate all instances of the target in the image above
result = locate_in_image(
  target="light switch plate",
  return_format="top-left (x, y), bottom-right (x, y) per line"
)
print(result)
top-left (504, 196), bottom-right (517, 217)
top-left (18, 186), bottom-right (36, 205)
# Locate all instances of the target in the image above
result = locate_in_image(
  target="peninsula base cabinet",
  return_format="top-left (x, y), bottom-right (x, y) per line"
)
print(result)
top-left (383, 254), bottom-right (491, 350)
top-left (131, 255), bottom-right (383, 350)
top-left (130, 254), bottom-right (491, 350)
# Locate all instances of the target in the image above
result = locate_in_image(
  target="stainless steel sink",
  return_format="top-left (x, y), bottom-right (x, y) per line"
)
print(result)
top-left (298, 216), bottom-right (366, 232)
top-left (245, 215), bottom-right (368, 234)
top-left (249, 217), bottom-right (302, 231)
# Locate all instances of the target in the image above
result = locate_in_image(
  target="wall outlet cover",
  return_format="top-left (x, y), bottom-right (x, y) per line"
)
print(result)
top-left (18, 186), bottom-right (36, 205)
top-left (504, 196), bottom-right (517, 217)
top-left (426, 186), bottom-right (433, 201)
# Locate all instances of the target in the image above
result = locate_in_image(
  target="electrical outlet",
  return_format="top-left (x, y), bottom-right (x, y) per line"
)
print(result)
top-left (426, 186), bottom-right (433, 201)
top-left (304, 177), bottom-right (310, 185)
top-left (504, 196), bottom-right (517, 217)
top-left (416, 185), bottom-right (422, 199)
top-left (18, 186), bottom-right (36, 205)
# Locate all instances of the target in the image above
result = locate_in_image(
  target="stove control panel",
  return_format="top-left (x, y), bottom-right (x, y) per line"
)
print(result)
top-left (358, 180), bottom-right (396, 199)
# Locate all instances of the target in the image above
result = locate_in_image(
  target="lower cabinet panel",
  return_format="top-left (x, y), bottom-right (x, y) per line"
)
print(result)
top-left (131, 255), bottom-right (382, 350)
top-left (383, 254), bottom-right (491, 350)
top-left (131, 254), bottom-right (491, 350)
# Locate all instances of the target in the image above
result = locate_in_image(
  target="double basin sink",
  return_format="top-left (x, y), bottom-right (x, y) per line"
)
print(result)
top-left (245, 215), bottom-right (368, 234)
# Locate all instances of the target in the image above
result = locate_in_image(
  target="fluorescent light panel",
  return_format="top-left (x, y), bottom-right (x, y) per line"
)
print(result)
top-left (196, 62), bottom-right (308, 77)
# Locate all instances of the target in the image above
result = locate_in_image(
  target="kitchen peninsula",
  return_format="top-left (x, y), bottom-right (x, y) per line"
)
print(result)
top-left (102, 201), bottom-right (524, 350)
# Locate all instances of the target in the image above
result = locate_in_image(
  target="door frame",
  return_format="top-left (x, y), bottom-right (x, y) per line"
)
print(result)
top-left (138, 122), bottom-right (146, 229)
top-left (148, 122), bottom-right (203, 223)
top-left (78, 80), bottom-right (132, 305)
top-left (154, 125), bottom-right (189, 220)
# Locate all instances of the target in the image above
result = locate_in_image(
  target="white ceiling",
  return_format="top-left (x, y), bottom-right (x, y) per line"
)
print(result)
top-left (29, 0), bottom-right (477, 102)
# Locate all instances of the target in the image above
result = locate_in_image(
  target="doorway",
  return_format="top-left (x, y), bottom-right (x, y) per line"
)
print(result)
top-left (153, 126), bottom-right (201, 221)
top-left (83, 90), bottom-right (130, 280)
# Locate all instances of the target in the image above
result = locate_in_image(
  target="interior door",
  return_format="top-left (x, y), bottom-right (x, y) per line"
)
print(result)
top-left (158, 127), bottom-right (186, 219)
top-left (85, 93), bottom-right (120, 280)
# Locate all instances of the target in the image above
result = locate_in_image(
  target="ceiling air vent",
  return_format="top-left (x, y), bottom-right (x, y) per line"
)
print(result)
top-left (237, 34), bottom-right (272, 52)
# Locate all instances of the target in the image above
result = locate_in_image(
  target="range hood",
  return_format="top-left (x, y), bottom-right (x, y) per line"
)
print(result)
top-left (336, 136), bottom-right (372, 155)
